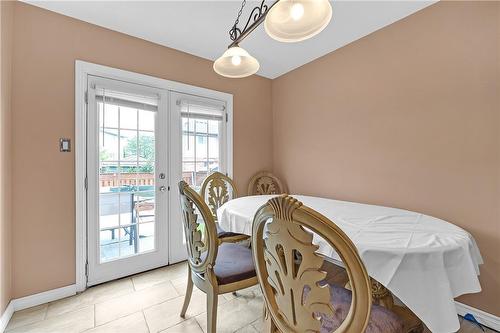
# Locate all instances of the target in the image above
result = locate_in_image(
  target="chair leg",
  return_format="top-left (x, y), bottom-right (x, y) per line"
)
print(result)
top-left (263, 306), bottom-right (276, 333)
top-left (180, 268), bottom-right (193, 318)
top-left (206, 287), bottom-right (218, 333)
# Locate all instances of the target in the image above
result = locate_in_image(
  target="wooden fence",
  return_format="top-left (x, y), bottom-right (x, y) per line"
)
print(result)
top-left (100, 173), bottom-right (154, 188)
top-left (100, 171), bottom-right (209, 188)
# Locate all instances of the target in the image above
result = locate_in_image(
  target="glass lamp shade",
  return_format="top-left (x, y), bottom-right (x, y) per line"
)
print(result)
top-left (265, 0), bottom-right (332, 42)
top-left (213, 46), bottom-right (260, 78)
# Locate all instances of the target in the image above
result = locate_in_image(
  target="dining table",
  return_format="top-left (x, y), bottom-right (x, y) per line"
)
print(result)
top-left (217, 195), bottom-right (483, 333)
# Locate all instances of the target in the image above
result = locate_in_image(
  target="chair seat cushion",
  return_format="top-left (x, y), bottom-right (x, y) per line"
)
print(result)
top-left (304, 283), bottom-right (404, 333)
top-left (212, 243), bottom-right (256, 285)
top-left (216, 223), bottom-right (248, 239)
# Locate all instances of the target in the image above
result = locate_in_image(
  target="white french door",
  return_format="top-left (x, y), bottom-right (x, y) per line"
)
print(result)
top-left (86, 76), bottom-right (169, 285)
top-left (77, 61), bottom-right (233, 289)
top-left (168, 92), bottom-right (230, 263)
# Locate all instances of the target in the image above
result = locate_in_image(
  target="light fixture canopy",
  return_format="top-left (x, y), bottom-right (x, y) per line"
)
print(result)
top-left (213, 46), bottom-right (260, 78)
top-left (265, 0), bottom-right (332, 42)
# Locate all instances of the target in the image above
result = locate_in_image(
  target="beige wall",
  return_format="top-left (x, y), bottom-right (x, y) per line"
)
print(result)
top-left (0, 0), bottom-right (14, 314)
top-left (272, 1), bottom-right (499, 316)
top-left (5, 0), bottom-right (500, 319)
top-left (10, 2), bottom-right (272, 298)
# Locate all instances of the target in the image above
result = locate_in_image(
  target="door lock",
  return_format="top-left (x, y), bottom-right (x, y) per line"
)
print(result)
top-left (159, 186), bottom-right (167, 192)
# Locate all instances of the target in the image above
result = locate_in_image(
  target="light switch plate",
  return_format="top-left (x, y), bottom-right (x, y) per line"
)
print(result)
top-left (60, 138), bottom-right (71, 152)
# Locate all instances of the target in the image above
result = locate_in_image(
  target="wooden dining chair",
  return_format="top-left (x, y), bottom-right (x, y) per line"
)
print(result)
top-left (178, 181), bottom-right (258, 333)
top-left (200, 171), bottom-right (249, 243)
top-left (251, 195), bottom-right (404, 333)
top-left (247, 171), bottom-right (287, 195)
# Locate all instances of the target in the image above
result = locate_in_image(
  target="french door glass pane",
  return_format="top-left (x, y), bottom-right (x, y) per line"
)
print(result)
top-left (98, 97), bottom-right (157, 263)
top-left (182, 117), bottom-right (222, 189)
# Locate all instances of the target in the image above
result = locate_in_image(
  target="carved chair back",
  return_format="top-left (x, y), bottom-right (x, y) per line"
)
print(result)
top-left (200, 171), bottom-right (238, 221)
top-left (247, 171), bottom-right (286, 195)
top-left (179, 181), bottom-right (218, 275)
top-left (252, 195), bottom-right (372, 333)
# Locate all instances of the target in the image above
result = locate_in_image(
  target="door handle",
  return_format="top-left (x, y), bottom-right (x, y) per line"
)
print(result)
top-left (159, 186), bottom-right (167, 192)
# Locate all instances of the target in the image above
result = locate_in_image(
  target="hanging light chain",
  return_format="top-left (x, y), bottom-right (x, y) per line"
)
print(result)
top-left (228, 0), bottom-right (278, 47)
top-left (229, 0), bottom-right (247, 42)
top-left (234, 0), bottom-right (247, 27)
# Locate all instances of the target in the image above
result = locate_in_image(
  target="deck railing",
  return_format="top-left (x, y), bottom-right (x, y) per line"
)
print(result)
top-left (100, 171), bottom-right (209, 188)
top-left (99, 173), bottom-right (155, 187)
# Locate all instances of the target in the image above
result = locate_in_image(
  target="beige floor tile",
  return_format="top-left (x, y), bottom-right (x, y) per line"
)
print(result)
top-left (235, 324), bottom-right (259, 333)
top-left (47, 278), bottom-right (134, 318)
top-left (95, 280), bottom-right (179, 326)
top-left (170, 276), bottom-right (189, 296)
top-left (5, 304), bottom-right (48, 331)
top-left (144, 290), bottom-right (227, 333)
top-left (172, 274), bottom-right (261, 302)
top-left (222, 286), bottom-right (261, 302)
top-left (423, 319), bottom-right (495, 333)
top-left (222, 291), bottom-right (237, 302)
top-left (251, 317), bottom-right (264, 331)
top-left (463, 320), bottom-right (496, 333)
top-left (132, 262), bottom-right (188, 291)
top-left (6, 306), bottom-right (94, 333)
top-left (84, 312), bottom-right (149, 333)
top-left (195, 289), bottom-right (263, 333)
top-left (5, 262), bottom-right (493, 333)
top-left (171, 277), bottom-right (235, 300)
top-left (159, 318), bottom-right (204, 333)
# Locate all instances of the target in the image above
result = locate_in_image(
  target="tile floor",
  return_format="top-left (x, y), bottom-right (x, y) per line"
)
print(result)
top-left (5, 262), bottom-right (495, 333)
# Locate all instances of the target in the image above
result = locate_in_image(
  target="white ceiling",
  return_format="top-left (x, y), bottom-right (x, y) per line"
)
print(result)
top-left (24, 0), bottom-right (435, 79)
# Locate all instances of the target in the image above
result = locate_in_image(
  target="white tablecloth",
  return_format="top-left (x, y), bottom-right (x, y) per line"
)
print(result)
top-left (217, 195), bottom-right (483, 333)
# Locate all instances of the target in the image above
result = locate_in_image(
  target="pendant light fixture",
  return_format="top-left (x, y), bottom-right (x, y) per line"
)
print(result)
top-left (214, 0), bottom-right (332, 78)
top-left (213, 45), bottom-right (260, 78)
top-left (265, 0), bottom-right (332, 42)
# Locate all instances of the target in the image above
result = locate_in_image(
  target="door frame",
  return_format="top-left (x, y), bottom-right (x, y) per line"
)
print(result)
top-left (75, 60), bottom-right (233, 292)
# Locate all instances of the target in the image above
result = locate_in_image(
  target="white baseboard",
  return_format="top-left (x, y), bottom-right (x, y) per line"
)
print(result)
top-left (0, 301), bottom-right (13, 333)
top-left (0, 284), bottom-right (76, 333)
top-left (11, 284), bottom-right (76, 312)
top-left (456, 301), bottom-right (500, 331)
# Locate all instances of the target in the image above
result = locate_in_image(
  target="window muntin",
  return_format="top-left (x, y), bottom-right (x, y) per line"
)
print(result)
top-left (97, 88), bottom-right (158, 262)
top-left (180, 100), bottom-right (225, 190)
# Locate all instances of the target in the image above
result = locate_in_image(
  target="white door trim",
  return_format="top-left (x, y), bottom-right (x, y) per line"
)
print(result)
top-left (75, 60), bottom-right (233, 292)
top-left (75, 62), bottom-right (88, 292)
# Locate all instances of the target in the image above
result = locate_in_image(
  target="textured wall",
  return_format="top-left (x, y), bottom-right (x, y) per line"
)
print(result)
top-left (6, 0), bottom-right (500, 320)
top-left (10, 2), bottom-right (272, 298)
top-left (272, 1), bottom-right (499, 316)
